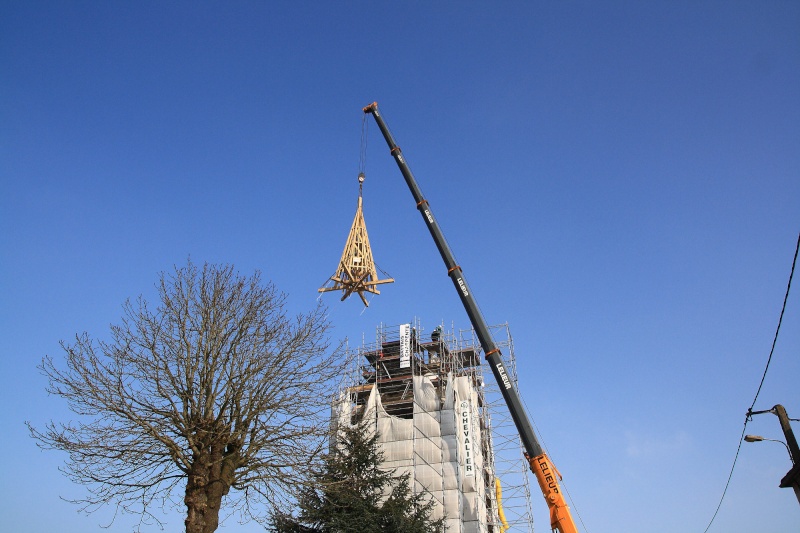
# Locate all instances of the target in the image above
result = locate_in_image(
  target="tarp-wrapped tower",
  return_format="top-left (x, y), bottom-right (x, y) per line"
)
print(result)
top-left (334, 321), bottom-right (535, 533)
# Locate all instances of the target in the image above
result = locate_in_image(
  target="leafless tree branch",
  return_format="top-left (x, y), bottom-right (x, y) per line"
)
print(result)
top-left (28, 260), bottom-right (343, 532)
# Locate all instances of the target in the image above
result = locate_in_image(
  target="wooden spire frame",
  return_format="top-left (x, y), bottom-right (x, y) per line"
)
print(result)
top-left (318, 175), bottom-right (394, 306)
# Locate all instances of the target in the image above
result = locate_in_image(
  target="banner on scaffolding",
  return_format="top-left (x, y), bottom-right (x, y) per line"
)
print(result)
top-left (460, 400), bottom-right (475, 477)
top-left (399, 323), bottom-right (411, 369)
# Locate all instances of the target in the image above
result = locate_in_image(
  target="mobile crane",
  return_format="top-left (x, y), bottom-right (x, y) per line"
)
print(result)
top-left (363, 102), bottom-right (580, 533)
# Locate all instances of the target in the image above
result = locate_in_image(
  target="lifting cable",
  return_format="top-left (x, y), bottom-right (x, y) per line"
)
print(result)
top-left (377, 105), bottom-right (466, 279)
top-left (359, 111), bottom-right (393, 284)
top-left (520, 392), bottom-right (589, 533)
top-left (702, 230), bottom-right (800, 533)
top-left (360, 112), bottom-right (368, 179)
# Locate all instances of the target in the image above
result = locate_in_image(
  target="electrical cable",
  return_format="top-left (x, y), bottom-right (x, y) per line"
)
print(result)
top-left (702, 231), bottom-right (800, 533)
top-left (701, 423), bottom-right (748, 533)
top-left (748, 230), bottom-right (800, 413)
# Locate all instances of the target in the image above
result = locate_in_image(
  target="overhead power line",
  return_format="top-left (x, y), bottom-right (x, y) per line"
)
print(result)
top-left (702, 231), bottom-right (800, 533)
top-left (748, 231), bottom-right (800, 413)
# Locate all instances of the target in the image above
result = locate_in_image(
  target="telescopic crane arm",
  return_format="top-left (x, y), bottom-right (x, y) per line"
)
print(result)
top-left (363, 102), bottom-right (579, 533)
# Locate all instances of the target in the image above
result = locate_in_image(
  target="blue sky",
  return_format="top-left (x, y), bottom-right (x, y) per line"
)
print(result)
top-left (2, 2), bottom-right (799, 532)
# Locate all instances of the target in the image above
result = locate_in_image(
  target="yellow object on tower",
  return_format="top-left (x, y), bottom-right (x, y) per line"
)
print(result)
top-left (495, 477), bottom-right (510, 533)
top-left (318, 173), bottom-right (394, 306)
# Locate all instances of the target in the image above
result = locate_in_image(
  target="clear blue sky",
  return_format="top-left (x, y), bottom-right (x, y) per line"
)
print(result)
top-left (2, 2), bottom-right (798, 532)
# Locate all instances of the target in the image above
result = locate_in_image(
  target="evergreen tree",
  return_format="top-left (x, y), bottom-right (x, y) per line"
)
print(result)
top-left (271, 417), bottom-right (445, 533)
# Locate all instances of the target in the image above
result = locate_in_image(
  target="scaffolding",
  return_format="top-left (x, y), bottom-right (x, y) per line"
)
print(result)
top-left (335, 320), bottom-right (535, 533)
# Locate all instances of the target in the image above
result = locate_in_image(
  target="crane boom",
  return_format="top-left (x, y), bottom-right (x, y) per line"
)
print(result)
top-left (363, 102), bottom-right (579, 533)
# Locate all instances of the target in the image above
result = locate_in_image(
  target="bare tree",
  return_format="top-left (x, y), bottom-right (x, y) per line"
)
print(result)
top-left (28, 260), bottom-right (343, 533)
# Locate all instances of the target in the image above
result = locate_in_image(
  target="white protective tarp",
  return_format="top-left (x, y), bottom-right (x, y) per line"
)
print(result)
top-left (412, 374), bottom-right (445, 511)
top-left (351, 370), bottom-right (493, 532)
top-left (413, 374), bottom-right (440, 411)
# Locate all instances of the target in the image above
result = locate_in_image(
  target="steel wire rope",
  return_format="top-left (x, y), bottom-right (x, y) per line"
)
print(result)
top-left (702, 230), bottom-right (800, 533)
top-left (379, 105), bottom-right (585, 531)
top-left (519, 393), bottom-right (589, 533)
top-left (359, 111), bottom-right (394, 288)
top-left (377, 107), bottom-right (466, 289)
top-left (377, 109), bottom-right (540, 530)
top-left (359, 112), bottom-right (368, 178)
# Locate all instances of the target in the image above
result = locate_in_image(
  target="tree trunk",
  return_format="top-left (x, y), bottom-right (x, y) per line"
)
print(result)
top-left (185, 443), bottom-right (234, 533)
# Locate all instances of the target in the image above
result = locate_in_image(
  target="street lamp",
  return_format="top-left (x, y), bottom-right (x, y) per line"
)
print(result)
top-left (746, 405), bottom-right (800, 505)
top-left (744, 434), bottom-right (793, 456)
